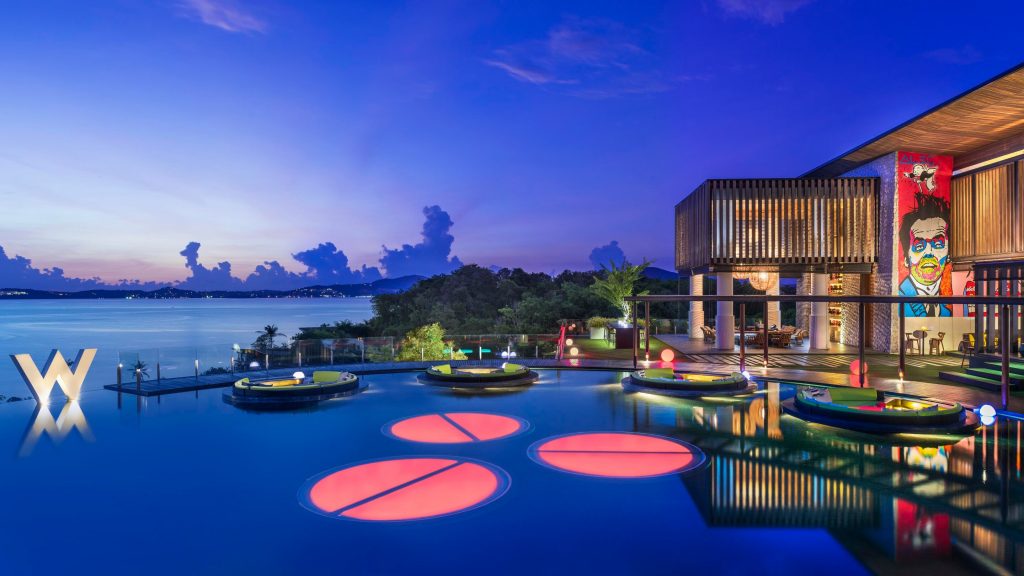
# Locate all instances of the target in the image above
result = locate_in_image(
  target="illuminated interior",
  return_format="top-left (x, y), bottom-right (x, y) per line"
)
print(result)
top-left (387, 412), bottom-right (526, 443)
top-left (302, 457), bottom-right (508, 521)
top-left (531, 432), bottom-right (703, 478)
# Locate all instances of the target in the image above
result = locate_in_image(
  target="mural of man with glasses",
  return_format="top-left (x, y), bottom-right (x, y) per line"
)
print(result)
top-left (898, 191), bottom-right (952, 317)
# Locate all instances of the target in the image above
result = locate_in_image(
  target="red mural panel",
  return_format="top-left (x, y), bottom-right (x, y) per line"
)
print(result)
top-left (895, 152), bottom-right (955, 317)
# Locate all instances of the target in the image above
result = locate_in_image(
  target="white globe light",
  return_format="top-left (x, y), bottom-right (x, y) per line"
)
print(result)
top-left (569, 347), bottom-right (579, 357)
top-left (249, 361), bottom-right (260, 368)
top-left (982, 415), bottom-right (996, 427)
top-left (293, 371), bottom-right (305, 380)
top-left (979, 404), bottom-right (996, 418)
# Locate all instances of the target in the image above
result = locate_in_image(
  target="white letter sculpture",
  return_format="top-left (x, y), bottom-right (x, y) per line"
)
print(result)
top-left (10, 349), bottom-right (97, 403)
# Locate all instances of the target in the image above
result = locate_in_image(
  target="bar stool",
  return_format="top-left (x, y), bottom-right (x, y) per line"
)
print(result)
top-left (929, 332), bottom-right (946, 355)
top-left (905, 332), bottom-right (921, 355)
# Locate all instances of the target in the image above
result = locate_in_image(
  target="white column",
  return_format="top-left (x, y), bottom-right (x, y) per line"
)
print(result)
top-left (809, 273), bottom-right (829, 350)
top-left (766, 278), bottom-right (781, 329)
top-left (715, 272), bottom-right (735, 350)
top-left (688, 274), bottom-right (704, 340)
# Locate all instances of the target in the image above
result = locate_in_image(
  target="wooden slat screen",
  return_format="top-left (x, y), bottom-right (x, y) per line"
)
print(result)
top-left (952, 161), bottom-right (1023, 263)
top-left (675, 178), bottom-right (878, 271)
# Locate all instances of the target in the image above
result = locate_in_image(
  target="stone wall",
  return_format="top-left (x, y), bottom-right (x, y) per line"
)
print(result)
top-left (795, 273), bottom-right (811, 332)
top-left (843, 153), bottom-right (898, 352)
top-left (840, 273), bottom-right (861, 346)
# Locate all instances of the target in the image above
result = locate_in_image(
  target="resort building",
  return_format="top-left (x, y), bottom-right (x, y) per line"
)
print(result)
top-left (676, 62), bottom-right (1024, 354)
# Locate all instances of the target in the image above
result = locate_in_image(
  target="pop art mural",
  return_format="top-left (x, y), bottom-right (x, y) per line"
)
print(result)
top-left (895, 152), bottom-right (964, 317)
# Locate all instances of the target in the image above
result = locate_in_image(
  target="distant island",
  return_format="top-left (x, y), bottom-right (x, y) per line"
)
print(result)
top-left (0, 275), bottom-right (425, 300)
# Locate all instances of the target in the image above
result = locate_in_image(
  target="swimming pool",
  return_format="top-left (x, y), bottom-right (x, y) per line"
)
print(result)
top-left (0, 369), bottom-right (1018, 574)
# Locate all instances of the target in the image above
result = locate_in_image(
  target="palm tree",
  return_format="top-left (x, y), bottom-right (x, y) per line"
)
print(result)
top-left (132, 360), bottom-right (150, 381)
top-left (257, 325), bottom-right (283, 352)
top-left (590, 258), bottom-right (652, 323)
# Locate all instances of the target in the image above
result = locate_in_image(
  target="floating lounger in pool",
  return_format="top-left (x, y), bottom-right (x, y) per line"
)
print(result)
top-left (418, 363), bottom-right (540, 388)
top-left (621, 370), bottom-right (756, 398)
top-left (224, 370), bottom-right (364, 409)
top-left (782, 385), bottom-right (979, 435)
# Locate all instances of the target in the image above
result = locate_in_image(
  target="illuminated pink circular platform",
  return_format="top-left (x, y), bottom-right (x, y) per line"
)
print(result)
top-left (300, 457), bottom-right (509, 521)
top-left (385, 412), bottom-right (528, 444)
top-left (529, 432), bottom-right (704, 478)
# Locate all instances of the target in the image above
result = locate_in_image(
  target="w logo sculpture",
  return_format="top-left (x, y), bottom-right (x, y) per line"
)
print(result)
top-left (10, 349), bottom-right (97, 403)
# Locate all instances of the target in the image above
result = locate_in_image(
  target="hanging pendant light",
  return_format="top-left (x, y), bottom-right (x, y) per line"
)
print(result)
top-left (748, 272), bottom-right (777, 292)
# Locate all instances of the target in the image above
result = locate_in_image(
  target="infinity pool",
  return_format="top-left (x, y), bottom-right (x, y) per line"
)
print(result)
top-left (0, 369), bottom-right (1019, 575)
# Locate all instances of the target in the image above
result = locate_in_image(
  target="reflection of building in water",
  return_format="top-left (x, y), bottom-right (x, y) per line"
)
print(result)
top-left (685, 453), bottom-right (878, 528)
top-left (20, 400), bottom-right (93, 457)
top-left (629, 386), bottom-right (1024, 574)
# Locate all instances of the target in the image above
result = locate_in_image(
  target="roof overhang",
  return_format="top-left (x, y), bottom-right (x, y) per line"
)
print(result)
top-left (804, 62), bottom-right (1024, 178)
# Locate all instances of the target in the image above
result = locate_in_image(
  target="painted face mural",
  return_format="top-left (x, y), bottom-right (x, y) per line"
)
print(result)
top-left (896, 153), bottom-right (954, 318)
top-left (907, 216), bottom-right (948, 287)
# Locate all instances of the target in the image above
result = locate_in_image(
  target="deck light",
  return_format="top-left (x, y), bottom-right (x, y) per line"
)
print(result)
top-left (293, 371), bottom-right (305, 380)
top-left (565, 338), bottom-right (574, 347)
top-left (660, 349), bottom-right (675, 363)
top-left (569, 347), bottom-right (579, 357)
top-left (979, 404), bottom-right (996, 419)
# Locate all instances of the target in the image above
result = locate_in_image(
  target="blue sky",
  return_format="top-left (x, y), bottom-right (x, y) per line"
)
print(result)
top-left (2, 0), bottom-right (1023, 289)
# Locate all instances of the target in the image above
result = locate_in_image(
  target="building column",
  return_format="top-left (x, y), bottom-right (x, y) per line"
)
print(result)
top-left (809, 273), bottom-right (829, 350)
top-left (766, 279), bottom-right (781, 329)
top-left (715, 272), bottom-right (735, 350)
top-left (687, 274), bottom-right (704, 340)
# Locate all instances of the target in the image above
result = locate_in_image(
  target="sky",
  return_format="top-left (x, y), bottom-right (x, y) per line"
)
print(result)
top-left (2, 0), bottom-right (1024, 290)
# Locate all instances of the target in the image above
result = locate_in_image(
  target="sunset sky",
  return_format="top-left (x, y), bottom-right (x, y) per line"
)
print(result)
top-left (2, 0), bottom-right (1023, 288)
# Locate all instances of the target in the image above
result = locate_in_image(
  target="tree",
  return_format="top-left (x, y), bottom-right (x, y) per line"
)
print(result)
top-left (395, 323), bottom-right (467, 361)
top-left (132, 360), bottom-right (150, 381)
top-left (590, 259), bottom-right (652, 322)
top-left (254, 324), bottom-right (286, 352)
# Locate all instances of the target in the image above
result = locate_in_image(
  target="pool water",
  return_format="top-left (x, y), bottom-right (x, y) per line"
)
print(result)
top-left (0, 369), bottom-right (1019, 575)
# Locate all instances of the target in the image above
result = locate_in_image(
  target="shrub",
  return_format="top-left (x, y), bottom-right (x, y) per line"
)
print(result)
top-left (395, 323), bottom-right (468, 361)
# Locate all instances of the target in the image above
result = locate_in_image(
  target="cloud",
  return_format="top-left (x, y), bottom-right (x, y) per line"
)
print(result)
top-left (484, 17), bottom-right (676, 98)
top-left (924, 45), bottom-right (983, 65)
top-left (380, 205), bottom-right (463, 278)
top-left (716, 0), bottom-right (814, 25)
top-left (293, 242), bottom-right (382, 285)
top-left (177, 242), bottom-right (245, 291)
top-left (176, 0), bottom-right (267, 34)
top-left (589, 240), bottom-right (626, 270)
top-left (0, 244), bottom-right (165, 291)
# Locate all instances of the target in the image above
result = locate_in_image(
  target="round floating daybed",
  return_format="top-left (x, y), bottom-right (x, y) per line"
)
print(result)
top-left (622, 369), bottom-right (755, 397)
top-left (224, 370), bottom-right (363, 409)
top-left (418, 363), bottom-right (539, 389)
top-left (782, 386), bottom-right (979, 435)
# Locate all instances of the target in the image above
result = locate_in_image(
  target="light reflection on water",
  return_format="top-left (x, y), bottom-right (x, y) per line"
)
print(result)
top-left (0, 370), bottom-right (1021, 575)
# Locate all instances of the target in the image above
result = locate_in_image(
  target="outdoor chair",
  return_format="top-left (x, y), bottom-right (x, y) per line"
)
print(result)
top-left (929, 332), bottom-right (946, 355)
top-left (904, 332), bottom-right (921, 355)
top-left (791, 329), bottom-right (807, 346)
top-left (959, 333), bottom-right (974, 367)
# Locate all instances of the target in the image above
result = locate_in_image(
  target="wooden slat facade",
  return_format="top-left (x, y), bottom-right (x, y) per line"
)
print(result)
top-left (951, 159), bottom-right (1024, 265)
top-left (675, 178), bottom-right (879, 274)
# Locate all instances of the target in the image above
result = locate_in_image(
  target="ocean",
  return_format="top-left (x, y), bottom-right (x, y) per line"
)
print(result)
top-left (0, 298), bottom-right (374, 397)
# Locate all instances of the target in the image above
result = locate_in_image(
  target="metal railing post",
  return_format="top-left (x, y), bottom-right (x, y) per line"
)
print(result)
top-left (898, 303), bottom-right (905, 379)
top-left (117, 363), bottom-right (123, 390)
top-left (1003, 304), bottom-right (1011, 410)
top-left (644, 301), bottom-right (651, 362)
top-left (136, 368), bottom-right (142, 392)
top-left (632, 301), bottom-right (638, 370)
top-left (739, 303), bottom-right (746, 372)
top-left (762, 299), bottom-right (769, 369)
top-left (859, 301), bottom-right (866, 388)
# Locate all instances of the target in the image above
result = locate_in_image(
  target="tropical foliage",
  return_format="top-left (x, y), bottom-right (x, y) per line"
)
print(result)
top-left (590, 259), bottom-right (651, 322)
top-left (394, 323), bottom-right (467, 361)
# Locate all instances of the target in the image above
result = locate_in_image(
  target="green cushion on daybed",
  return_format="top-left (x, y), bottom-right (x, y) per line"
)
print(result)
top-left (645, 368), bottom-right (674, 379)
top-left (504, 363), bottom-right (524, 373)
top-left (313, 371), bottom-right (341, 383)
top-left (432, 364), bottom-right (452, 374)
top-left (828, 388), bottom-right (881, 403)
